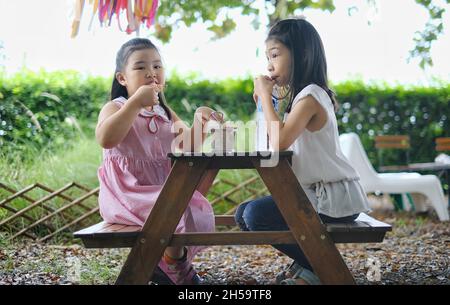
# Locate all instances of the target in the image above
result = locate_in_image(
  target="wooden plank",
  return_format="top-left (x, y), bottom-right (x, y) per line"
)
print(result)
top-left (76, 229), bottom-right (390, 248)
top-left (375, 135), bottom-right (410, 149)
top-left (375, 135), bottom-right (410, 142)
top-left (74, 214), bottom-right (390, 242)
top-left (0, 198), bottom-right (52, 231)
top-left (168, 151), bottom-right (293, 170)
top-left (379, 165), bottom-right (410, 172)
top-left (324, 222), bottom-right (351, 232)
top-left (74, 215), bottom-right (237, 238)
top-left (215, 215), bottom-right (236, 226)
top-left (36, 183), bottom-right (96, 212)
top-left (436, 145), bottom-right (450, 151)
top-left (408, 163), bottom-right (450, 171)
top-left (436, 137), bottom-right (450, 145)
top-left (170, 231), bottom-right (295, 246)
top-left (252, 158), bottom-right (356, 285)
top-left (345, 221), bottom-right (371, 232)
top-left (0, 183), bottom-right (75, 226)
top-left (210, 177), bottom-right (259, 205)
top-left (196, 169), bottom-right (219, 197)
top-left (115, 158), bottom-right (210, 285)
top-left (7, 187), bottom-right (99, 240)
top-left (98, 224), bottom-right (128, 232)
top-left (0, 183), bottom-right (67, 233)
top-left (375, 143), bottom-right (409, 149)
top-left (331, 231), bottom-right (387, 243)
top-left (169, 151), bottom-right (294, 159)
top-left (38, 207), bottom-right (100, 242)
top-left (0, 183), bottom-right (39, 207)
top-left (74, 221), bottom-right (113, 236)
top-left (116, 225), bottom-right (141, 233)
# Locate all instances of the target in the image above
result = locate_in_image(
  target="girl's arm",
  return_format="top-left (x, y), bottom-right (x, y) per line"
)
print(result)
top-left (170, 106), bottom-right (216, 152)
top-left (254, 75), bottom-right (319, 151)
top-left (169, 108), bottom-right (190, 151)
top-left (96, 84), bottom-right (160, 148)
top-left (260, 94), bottom-right (318, 151)
top-left (95, 98), bottom-right (142, 149)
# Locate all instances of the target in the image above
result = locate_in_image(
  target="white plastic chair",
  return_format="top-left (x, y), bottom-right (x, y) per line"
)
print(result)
top-left (339, 132), bottom-right (449, 221)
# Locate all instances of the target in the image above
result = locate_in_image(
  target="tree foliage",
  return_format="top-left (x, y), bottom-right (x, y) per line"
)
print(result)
top-left (152, 0), bottom-right (448, 69)
top-left (412, 0), bottom-right (449, 68)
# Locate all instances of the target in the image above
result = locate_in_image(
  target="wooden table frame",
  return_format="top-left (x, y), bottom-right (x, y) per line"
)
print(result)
top-left (115, 151), bottom-right (356, 285)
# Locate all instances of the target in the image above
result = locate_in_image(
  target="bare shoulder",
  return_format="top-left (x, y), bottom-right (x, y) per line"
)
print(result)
top-left (291, 94), bottom-right (320, 115)
top-left (97, 101), bottom-right (120, 123)
top-left (103, 100), bottom-right (120, 110)
top-left (100, 101), bottom-right (120, 114)
top-left (297, 94), bottom-right (319, 107)
top-left (294, 95), bottom-right (328, 132)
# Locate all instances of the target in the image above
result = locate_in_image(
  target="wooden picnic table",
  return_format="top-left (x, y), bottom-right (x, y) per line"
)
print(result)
top-left (116, 151), bottom-right (354, 284)
top-left (75, 151), bottom-right (391, 285)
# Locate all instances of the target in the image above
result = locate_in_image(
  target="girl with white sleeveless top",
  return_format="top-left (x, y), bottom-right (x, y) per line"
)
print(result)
top-left (235, 18), bottom-right (371, 285)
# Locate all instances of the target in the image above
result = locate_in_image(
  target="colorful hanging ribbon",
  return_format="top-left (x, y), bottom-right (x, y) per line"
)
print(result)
top-left (71, 0), bottom-right (159, 38)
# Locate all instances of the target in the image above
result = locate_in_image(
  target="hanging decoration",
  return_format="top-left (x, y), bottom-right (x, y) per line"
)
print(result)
top-left (71, 0), bottom-right (159, 38)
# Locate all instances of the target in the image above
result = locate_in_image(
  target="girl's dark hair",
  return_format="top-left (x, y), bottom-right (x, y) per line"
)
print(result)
top-left (267, 18), bottom-right (338, 113)
top-left (111, 38), bottom-right (171, 120)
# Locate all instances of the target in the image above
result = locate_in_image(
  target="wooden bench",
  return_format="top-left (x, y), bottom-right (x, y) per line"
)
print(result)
top-left (75, 213), bottom-right (391, 248)
top-left (436, 137), bottom-right (450, 152)
top-left (74, 152), bottom-right (392, 285)
top-left (375, 135), bottom-right (410, 172)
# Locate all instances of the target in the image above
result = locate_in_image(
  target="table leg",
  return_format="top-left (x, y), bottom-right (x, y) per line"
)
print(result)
top-left (196, 169), bottom-right (219, 197)
top-left (115, 158), bottom-right (210, 284)
top-left (446, 169), bottom-right (450, 208)
top-left (252, 159), bottom-right (355, 285)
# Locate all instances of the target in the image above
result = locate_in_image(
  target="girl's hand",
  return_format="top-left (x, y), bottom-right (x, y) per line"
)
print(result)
top-left (133, 84), bottom-right (162, 108)
top-left (253, 75), bottom-right (275, 104)
top-left (195, 107), bottom-right (225, 125)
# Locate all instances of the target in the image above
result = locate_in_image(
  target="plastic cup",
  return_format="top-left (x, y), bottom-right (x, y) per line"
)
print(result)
top-left (211, 126), bottom-right (236, 153)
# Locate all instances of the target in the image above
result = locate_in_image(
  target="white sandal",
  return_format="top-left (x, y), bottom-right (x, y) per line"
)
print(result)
top-left (280, 266), bottom-right (321, 285)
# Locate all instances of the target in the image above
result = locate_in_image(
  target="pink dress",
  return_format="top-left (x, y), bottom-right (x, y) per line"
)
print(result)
top-left (98, 97), bottom-right (215, 261)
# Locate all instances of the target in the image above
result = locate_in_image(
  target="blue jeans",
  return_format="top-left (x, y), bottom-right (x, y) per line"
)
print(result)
top-left (234, 195), bottom-right (358, 272)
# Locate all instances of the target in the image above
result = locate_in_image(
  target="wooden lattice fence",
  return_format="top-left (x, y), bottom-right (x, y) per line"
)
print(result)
top-left (0, 182), bottom-right (100, 242)
top-left (0, 175), bottom-right (268, 242)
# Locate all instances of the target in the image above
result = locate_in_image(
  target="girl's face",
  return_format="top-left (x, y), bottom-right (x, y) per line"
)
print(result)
top-left (116, 48), bottom-right (165, 97)
top-left (265, 39), bottom-right (292, 86)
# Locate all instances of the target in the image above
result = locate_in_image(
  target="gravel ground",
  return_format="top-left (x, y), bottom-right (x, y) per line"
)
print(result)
top-left (0, 206), bottom-right (449, 285)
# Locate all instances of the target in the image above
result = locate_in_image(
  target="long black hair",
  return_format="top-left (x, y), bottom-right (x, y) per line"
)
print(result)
top-left (111, 38), bottom-right (171, 120)
top-left (267, 18), bottom-right (338, 113)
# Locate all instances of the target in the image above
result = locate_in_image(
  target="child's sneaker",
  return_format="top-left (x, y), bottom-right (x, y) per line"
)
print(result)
top-left (158, 250), bottom-right (203, 285)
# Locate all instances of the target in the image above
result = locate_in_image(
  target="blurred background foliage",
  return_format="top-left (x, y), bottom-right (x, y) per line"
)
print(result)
top-left (0, 70), bottom-right (448, 169)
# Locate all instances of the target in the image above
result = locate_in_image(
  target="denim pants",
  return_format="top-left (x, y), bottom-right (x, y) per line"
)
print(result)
top-left (234, 195), bottom-right (358, 272)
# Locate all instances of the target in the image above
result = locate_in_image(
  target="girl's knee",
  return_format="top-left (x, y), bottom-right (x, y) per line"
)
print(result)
top-left (243, 197), bottom-right (287, 231)
top-left (234, 202), bottom-right (249, 231)
top-left (242, 201), bottom-right (267, 231)
top-left (234, 202), bottom-right (248, 223)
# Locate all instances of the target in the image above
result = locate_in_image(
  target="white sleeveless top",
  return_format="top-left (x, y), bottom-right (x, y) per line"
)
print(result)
top-left (283, 84), bottom-right (371, 218)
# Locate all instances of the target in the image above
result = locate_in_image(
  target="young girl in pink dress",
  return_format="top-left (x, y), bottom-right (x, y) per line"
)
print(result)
top-left (95, 38), bottom-right (219, 285)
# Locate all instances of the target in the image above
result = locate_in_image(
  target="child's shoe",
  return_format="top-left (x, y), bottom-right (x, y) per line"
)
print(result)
top-left (158, 249), bottom-right (203, 285)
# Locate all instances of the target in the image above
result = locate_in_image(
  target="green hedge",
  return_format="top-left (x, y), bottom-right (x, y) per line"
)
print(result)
top-left (0, 70), bottom-right (110, 155)
top-left (1, 70), bottom-right (449, 168)
top-left (334, 80), bottom-right (449, 167)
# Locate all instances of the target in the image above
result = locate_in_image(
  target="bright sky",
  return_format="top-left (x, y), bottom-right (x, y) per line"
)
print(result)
top-left (0, 0), bottom-right (449, 86)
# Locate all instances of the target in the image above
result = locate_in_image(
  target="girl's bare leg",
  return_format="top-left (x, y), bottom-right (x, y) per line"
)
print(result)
top-left (164, 246), bottom-right (185, 260)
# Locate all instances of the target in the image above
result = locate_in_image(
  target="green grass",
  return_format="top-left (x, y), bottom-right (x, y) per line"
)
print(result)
top-left (1, 125), bottom-right (265, 226)
top-left (1, 120), bottom-right (257, 189)
top-left (0, 136), bottom-right (102, 190)
top-left (0, 135), bottom-right (102, 228)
